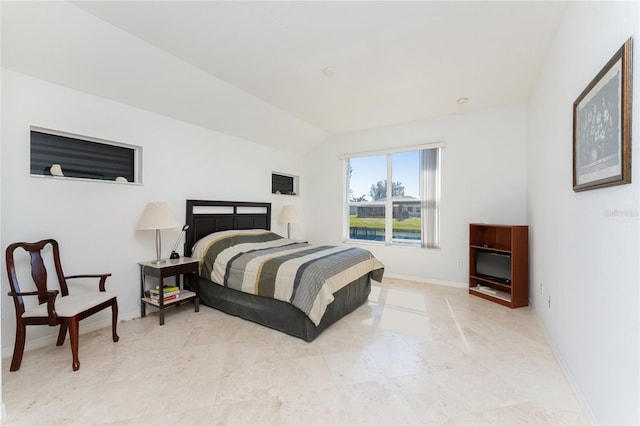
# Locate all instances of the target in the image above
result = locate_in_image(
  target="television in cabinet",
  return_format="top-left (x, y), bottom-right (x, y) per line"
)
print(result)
top-left (469, 223), bottom-right (529, 308)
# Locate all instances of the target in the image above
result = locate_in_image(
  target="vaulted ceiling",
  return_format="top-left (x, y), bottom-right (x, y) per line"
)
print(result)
top-left (2, 1), bottom-right (567, 153)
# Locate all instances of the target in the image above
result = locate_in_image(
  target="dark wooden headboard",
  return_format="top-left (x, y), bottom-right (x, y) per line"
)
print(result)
top-left (184, 200), bottom-right (271, 257)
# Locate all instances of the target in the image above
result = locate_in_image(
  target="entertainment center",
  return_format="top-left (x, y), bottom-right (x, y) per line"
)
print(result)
top-left (469, 223), bottom-right (529, 308)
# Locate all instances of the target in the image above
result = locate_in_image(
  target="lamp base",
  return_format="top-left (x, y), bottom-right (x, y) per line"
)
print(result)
top-left (170, 251), bottom-right (180, 259)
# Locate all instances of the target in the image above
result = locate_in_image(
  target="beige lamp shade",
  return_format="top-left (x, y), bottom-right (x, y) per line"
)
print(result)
top-left (136, 202), bottom-right (178, 230)
top-left (136, 202), bottom-right (178, 263)
top-left (278, 205), bottom-right (299, 224)
top-left (279, 205), bottom-right (299, 239)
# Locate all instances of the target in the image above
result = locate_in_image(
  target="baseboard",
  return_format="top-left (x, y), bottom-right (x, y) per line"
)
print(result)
top-left (1, 310), bottom-right (139, 360)
top-left (531, 302), bottom-right (597, 425)
top-left (384, 272), bottom-right (467, 289)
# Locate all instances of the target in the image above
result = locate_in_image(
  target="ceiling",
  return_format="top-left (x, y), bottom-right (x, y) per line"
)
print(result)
top-left (2, 1), bottom-right (567, 153)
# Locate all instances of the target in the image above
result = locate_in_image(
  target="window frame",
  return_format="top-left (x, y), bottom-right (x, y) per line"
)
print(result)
top-left (341, 142), bottom-right (443, 248)
top-left (271, 171), bottom-right (299, 196)
top-left (30, 127), bottom-right (142, 184)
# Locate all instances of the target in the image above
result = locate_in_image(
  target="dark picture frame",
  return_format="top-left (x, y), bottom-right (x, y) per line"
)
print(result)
top-left (573, 38), bottom-right (633, 192)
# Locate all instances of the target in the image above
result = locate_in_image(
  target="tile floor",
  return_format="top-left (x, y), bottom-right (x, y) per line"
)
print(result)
top-left (2, 278), bottom-right (588, 425)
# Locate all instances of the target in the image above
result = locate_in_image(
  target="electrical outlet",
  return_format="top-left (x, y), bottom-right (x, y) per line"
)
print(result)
top-left (539, 282), bottom-right (544, 296)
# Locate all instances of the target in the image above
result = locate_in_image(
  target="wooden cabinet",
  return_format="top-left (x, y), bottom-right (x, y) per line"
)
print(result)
top-left (139, 257), bottom-right (200, 325)
top-left (469, 224), bottom-right (529, 308)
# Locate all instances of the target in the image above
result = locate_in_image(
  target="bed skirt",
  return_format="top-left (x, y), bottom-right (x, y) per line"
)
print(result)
top-left (196, 270), bottom-right (381, 342)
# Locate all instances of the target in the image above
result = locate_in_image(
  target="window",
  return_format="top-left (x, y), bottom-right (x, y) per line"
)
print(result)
top-left (271, 172), bottom-right (299, 195)
top-left (344, 144), bottom-right (441, 248)
top-left (30, 128), bottom-right (140, 183)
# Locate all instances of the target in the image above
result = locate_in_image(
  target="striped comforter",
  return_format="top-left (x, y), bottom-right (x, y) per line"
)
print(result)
top-left (191, 230), bottom-right (384, 325)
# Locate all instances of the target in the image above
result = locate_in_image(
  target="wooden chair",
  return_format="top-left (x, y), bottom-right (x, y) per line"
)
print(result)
top-left (5, 239), bottom-right (119, 371)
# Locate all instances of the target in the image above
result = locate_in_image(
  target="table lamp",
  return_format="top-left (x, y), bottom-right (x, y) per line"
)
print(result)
top-left (136, 201), bottom-right (178, 263)
top-left (170, 225), bottom-right (190, 259)
top-left (278, 205), bottom-right (299, 239)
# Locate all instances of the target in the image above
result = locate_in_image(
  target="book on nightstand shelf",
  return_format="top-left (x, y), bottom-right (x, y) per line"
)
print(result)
top-left (150, 285), bottom-right (180, 294)
top-left (145, 285), bottom-right (181, 302)
top-left (150, 290), bottom-right (179, 297)
top-left (150, 294), bottom-right (179, 302)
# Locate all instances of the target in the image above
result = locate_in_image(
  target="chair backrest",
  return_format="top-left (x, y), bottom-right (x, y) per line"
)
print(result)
top-left (6, 239), bottom-right (69, 310)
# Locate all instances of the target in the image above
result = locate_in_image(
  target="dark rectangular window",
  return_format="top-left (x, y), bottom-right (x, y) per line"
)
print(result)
top-left (272, 173), bottom-right (295, 195)
top-left (30, 130), bottom-right (137, 182)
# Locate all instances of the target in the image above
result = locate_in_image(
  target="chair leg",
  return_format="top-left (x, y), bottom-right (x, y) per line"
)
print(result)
top-left (10, 321), bottom-right (26, 372)
top-left (111, 299), bottom-right (119, 343)
top-left (57, 322), bottom-right (68, 346)
top-left (68, 317), bottom-right (80, 371)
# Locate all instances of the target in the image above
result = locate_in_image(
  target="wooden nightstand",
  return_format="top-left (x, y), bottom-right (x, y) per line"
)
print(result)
top-left (138, 257), bottom-right (200, 325)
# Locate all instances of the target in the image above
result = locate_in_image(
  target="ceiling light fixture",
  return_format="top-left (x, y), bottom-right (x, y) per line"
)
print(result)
top-left (323, 67), bottom-right (336, 77)
top-left (456, 97), bottom-right (469, 104)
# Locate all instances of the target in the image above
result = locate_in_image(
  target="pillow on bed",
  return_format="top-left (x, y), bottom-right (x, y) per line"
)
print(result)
top-left (191, 229), bottom-right (281, 261)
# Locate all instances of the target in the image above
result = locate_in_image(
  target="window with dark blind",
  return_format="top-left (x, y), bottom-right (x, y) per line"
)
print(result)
top-left (272, 172), bottom-right (298, 195)
top-left (30, 129), bottom-right (139, 183)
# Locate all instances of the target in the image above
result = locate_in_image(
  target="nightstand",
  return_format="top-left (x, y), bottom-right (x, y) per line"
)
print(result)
top-left (138, 257), bottom-right (200, 325)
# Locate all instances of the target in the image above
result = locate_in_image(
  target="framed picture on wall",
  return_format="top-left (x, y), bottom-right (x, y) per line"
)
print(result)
top-left (573, 37), bottom-right (633, 192)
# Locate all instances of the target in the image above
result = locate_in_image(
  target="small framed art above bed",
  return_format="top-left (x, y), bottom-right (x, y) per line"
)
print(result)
top-left (184, 200), bottom-right (384, 342)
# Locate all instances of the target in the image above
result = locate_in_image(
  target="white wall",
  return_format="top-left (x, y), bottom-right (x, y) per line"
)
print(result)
top-left (0, 3), bottom-right (4, 413)
top-left (304, 103), bottom-right (528, 285)
top-left (0, 70), bottom-right (305, 353)
top-left (1, 1), bottom-right (327, 155)
top-left (528, 2), bottom-right (639, 424)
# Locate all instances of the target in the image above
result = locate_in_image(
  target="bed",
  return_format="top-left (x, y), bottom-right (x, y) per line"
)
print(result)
top-left (184, 199), bottom-right (384, 342)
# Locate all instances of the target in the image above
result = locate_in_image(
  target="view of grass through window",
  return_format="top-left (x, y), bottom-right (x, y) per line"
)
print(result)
top-left (347, 151), bottom-right (421, 243)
